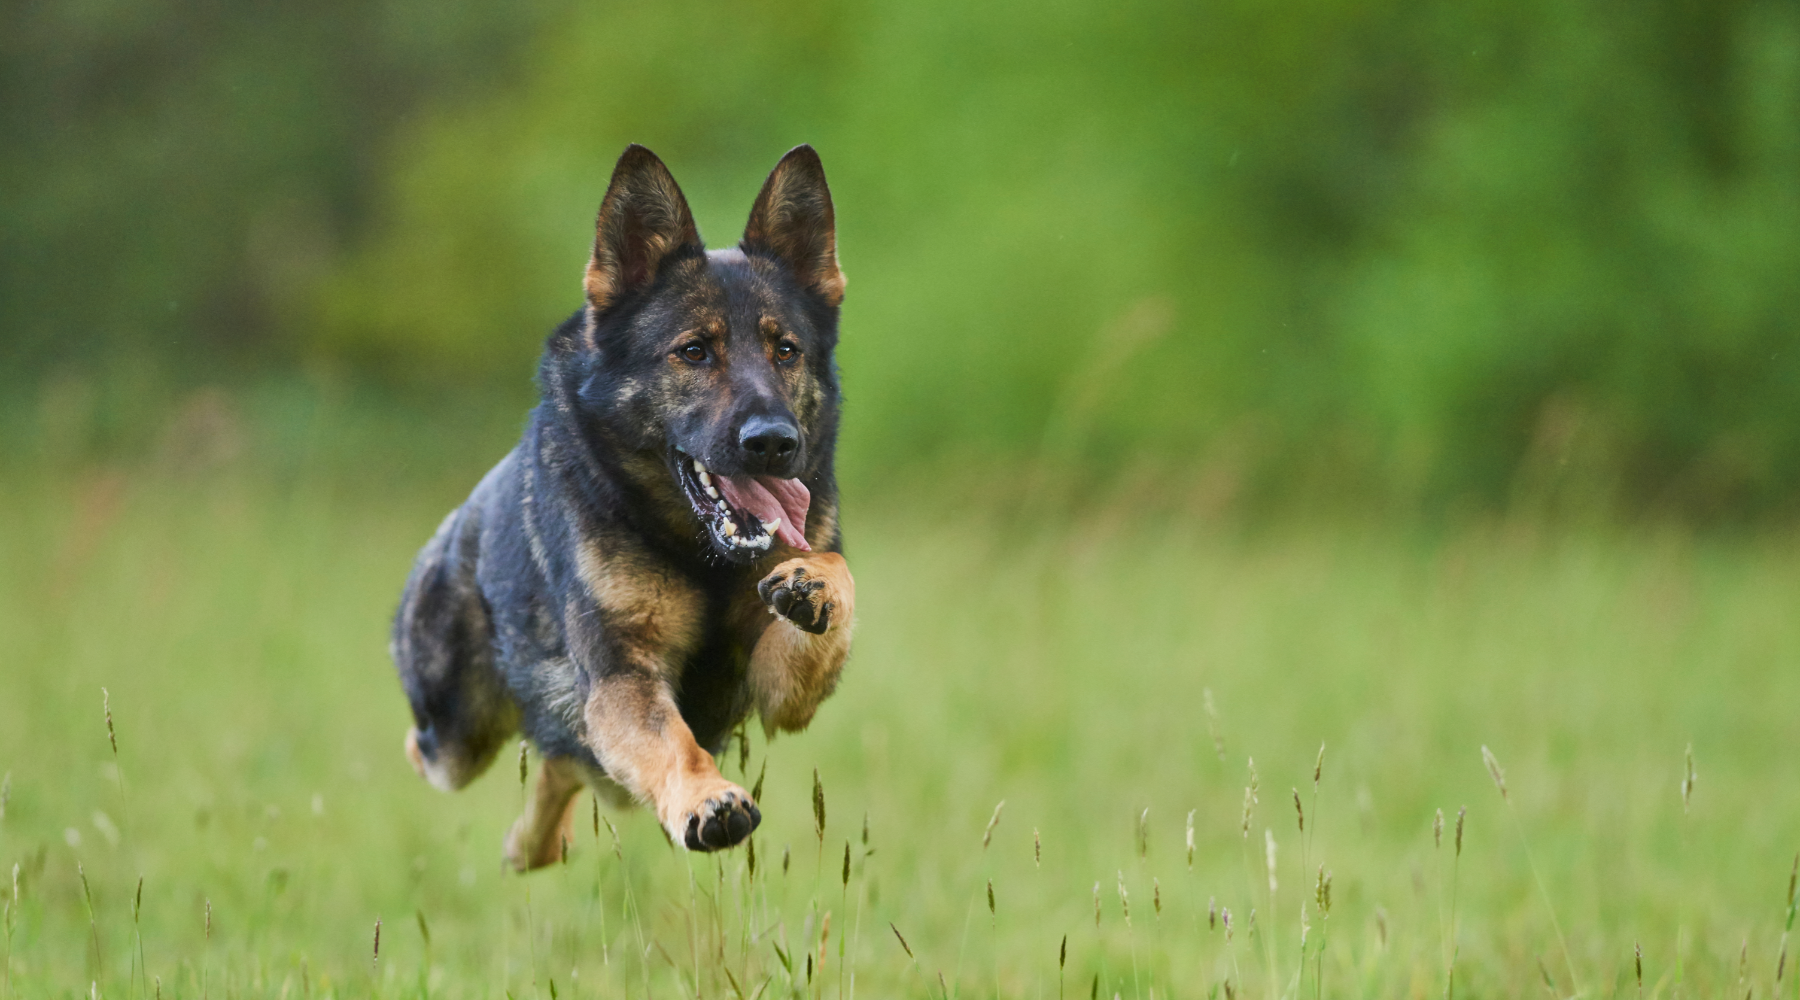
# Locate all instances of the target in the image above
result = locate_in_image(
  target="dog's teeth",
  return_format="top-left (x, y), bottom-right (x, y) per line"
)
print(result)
top-left (705, 485), bottom-right (720, 499)
top-left (693, 458), bottom-right (705, 473)
top-left (698, 470), bottom-right (712, 487)
top-left (760, 517), bottom-right (779, 535)
top-left (721, 520), bottom-right (737, 537)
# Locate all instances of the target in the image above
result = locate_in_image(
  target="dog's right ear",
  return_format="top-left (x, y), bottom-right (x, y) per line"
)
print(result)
top-left (585, 145), bottom-right (702, 314)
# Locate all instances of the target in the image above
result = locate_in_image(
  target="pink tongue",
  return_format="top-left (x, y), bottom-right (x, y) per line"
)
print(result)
top-left (716, 475), bottom-right (812, 550)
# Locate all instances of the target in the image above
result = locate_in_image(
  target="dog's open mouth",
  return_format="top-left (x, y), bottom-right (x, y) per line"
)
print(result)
top-left (674, 452), bottom-right (812, 557)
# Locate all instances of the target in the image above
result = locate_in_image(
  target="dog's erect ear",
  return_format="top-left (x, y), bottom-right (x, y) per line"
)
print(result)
top-left (741, 145), bottom-right (845, 307)
top-left (585, 145), bottom-right (702, 313)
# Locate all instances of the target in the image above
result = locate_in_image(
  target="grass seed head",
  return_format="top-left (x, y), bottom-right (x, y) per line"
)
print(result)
top-left (1153, 878), bottom-right (1161, 917)
top-left (416, 909), bottom-right (431, 949)
top-left (603, 815), bottom-right (624, 861)
top-left (1779, 940), bottom-right (1789, 984)
top-left (1222, 905), bottom-right (1233, 941)
top-left (1314, 742), bottom-right (1325, 792)
top-left (372, 917), bottom-right (381, 969)
top-left (747, 834), bottom-right (757, 878)
top-left (1060, 933), bottom-right (1067, 970)
top-left (753, 760), bottom-right (766, 803)
top-left (983, 800), bottom-right (1005, 850)
top-left (1480, 746), bottom-right (1507, 801)
top-left (1739, 938), bottom-right (1749, 984)
top-left (1135, 807), bottom-right (1149, 859)
top-left (1117, 870), bottom-right (1130, 925)
top-left (862, 811), bottom-right (870, 847)
top-left (1434, 808), bottom-right (1444, 849)
top-left (812, 768), bottom-right (826, 843)
top-left (517, 741), bottom-right (528, 789)
top-left (1208, 896), bottom-right (1217, 930)
top-left (842, 841), bottom-right (851, 888)
top-left (1293, 788), bottom-right (1304, 834)
top-left (1681, 744), bottom-right (1696, 815)
top-left (1455, 806), bottom-right (1466, 857)
top-left (103, 687), bottom-right (117, 756)
top-left (987, 878), bottom-right (995, 916)
top-left (1093, 882), bottom-right (1101, 927)
top-left (782, 843), bottom-right (791, 876)
top-left (1034, 827), bottom-right (1041, 868)
top-left (205, 897), bottom-right (212, 940)
top-left (1375, 906), bottom-right (1388, 949)
top-left (134, 875), bottom-right (143, 922)
top-left (1299, 900), bottom-right (1310, 947)
top-left (890, 922), bottom-right (914, 960)
top-left (1635, 941), bottom-right (1643, 994)
top-left (1186, 809), bottom-right (1196, 870)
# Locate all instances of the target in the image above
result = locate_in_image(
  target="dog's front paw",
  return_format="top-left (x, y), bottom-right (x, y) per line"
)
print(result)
top-left (666, 781), bottom-right (762, 852)
top-left (758, 561), bottom-right (837, 634)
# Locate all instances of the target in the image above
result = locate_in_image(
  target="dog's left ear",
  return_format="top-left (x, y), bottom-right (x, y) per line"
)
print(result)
top-left (741, 145), bottom-right (846, 307)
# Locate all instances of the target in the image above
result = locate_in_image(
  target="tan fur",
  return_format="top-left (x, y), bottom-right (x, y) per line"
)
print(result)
top-left (582, 672), bottom-right (748, 842)
top-left (504, 756), bottom-right (585, 871)
top-left (804, 504), bottom-right (840, 551)
top-left (748, 552), bottom-right (855, 733)
top-left (576, 540), bottom-right (703, 667)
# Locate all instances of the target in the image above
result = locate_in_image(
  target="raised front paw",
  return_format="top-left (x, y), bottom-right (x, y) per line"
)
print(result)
top-left (758, 561), bottom-right (837, 634)
top-left (668, 782), bottom-right (762, 852)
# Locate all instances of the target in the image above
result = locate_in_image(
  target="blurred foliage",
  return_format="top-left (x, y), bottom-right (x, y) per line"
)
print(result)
top-left (5, 0), bottom-right (1800, 517)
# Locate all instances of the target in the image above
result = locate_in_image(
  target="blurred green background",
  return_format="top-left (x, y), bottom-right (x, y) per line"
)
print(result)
top-left (5, 2), bottom-right (1800, 996)
top-left (8, 0), bottom-right (1799, 516)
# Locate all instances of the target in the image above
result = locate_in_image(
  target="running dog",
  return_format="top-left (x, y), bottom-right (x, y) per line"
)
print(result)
top-left (391, 144), bottom-right (854, 868)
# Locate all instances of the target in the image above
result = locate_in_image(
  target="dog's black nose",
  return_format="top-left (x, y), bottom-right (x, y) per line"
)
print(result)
top-left (738, 415), bottom-right (800, 470)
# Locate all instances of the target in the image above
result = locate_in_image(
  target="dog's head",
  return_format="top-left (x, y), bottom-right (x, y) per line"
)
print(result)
top-left (564, 144), bottom-right (844, 563)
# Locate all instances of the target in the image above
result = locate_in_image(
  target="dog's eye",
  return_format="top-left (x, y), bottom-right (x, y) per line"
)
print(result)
top-left (775, 342), bottom-right (799, 363)
top-left (680, 343), bottom-right (708, 363)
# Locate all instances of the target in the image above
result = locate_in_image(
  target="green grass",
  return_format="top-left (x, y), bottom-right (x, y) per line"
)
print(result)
top-left (2, 454), bottom-right (1798, 999)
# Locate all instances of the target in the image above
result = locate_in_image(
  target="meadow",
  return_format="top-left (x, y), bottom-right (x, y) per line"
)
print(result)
top-left (2, 404), bottom-right (1798, 999)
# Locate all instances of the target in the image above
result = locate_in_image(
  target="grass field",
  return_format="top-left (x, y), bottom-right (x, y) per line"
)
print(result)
top-left (2, 444), bottom-right (1798, 999)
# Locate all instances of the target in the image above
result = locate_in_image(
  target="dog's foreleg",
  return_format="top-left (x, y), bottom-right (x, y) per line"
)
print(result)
top-left (582, 670), bottom-right (760, 851)
top-left (569, 543), bottom-right (761, 851)
top-left (750, 552), bottom-right (856, 733)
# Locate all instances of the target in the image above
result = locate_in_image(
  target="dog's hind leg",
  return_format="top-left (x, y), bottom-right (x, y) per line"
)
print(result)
top-left (504, 756), bottom-right (586, 871)
top-left (394, 508), bottom-right (519, 791)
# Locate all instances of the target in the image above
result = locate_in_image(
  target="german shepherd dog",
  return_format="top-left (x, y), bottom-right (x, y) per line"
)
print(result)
top-left (392, 144), bottom-right (853, 867)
